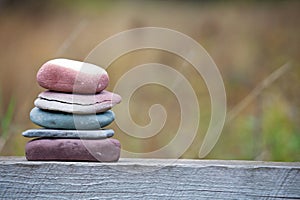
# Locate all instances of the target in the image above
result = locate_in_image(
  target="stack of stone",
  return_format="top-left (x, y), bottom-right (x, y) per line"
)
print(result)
top-left (22, 58), bottom-right (122, 162)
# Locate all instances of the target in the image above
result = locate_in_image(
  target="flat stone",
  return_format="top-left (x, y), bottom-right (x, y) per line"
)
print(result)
top-left (25, 138), bottom-right (121, 162)
top-left (30, 107), bottom-right (115, 130)
top-left (34, 90), bottom-right (121, 114)
top-left (22, 129), bottom-right (114, 139)
top-left (37, 58), bottom-right (109, 94)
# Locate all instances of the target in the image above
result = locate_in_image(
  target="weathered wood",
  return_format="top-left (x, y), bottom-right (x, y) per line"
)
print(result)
top-left (0, 157), bottom-right (299, 199)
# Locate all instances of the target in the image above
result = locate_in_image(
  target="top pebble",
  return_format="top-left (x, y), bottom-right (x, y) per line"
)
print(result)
top-left (37, 58), bottom-right (109, 94)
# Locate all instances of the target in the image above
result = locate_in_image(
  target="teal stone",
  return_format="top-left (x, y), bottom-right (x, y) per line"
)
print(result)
top-left (30, 107), bottom-right (115, 130)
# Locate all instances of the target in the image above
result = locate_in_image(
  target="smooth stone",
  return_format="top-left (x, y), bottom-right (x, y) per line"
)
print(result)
top-left (34, 90), bottom-right (121, 114)
top-left (37, 58), bottom-right (109, 94)
top-left (22, 129), bottom-right (114, 139)
top-left (25, 138), bottom-right (121, 162)
top-left (30, 107), bottom-right (115, 130)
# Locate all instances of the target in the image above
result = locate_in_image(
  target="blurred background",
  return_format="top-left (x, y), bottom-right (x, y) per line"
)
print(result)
top-left (0, 0), bottom-right (299, 161)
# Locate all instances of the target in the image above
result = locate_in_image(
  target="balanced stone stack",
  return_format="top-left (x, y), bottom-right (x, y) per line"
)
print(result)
top-left (22, 58), bottom-right (122, 162)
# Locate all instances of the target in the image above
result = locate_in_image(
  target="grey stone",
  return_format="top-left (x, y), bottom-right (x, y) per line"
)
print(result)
top-left (22, 129), bottom-right (114, 139)
top-left (30, 107), bottom-right (115, 130)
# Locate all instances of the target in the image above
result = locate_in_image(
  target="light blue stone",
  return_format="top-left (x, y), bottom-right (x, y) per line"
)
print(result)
top-left (30, 107), bottom-right (115, 130)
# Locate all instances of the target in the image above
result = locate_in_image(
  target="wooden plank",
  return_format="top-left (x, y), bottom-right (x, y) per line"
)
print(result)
top-left (0, 157), bottom-right (299, 199)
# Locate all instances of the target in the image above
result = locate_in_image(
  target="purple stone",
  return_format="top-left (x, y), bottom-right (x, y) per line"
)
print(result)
top-left (25, 138), bottom-right (121, 162)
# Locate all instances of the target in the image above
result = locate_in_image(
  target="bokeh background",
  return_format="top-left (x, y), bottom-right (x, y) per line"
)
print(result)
top-left (0, 0), bottom-right (299, 161)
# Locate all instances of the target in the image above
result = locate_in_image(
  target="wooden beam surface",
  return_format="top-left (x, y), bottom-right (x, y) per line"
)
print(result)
top-left (0, 157), bottom-right (299, 199)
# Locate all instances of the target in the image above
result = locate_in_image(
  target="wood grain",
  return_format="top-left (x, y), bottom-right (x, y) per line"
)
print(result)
top-left (0, 157), bottom-right (299, 199)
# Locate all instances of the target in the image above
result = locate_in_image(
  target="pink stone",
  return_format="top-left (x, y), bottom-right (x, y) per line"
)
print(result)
top-left (37, 58), bottom-right (109, 94)
top-left (25, 138), bottom-right (121, 162)
top-left (34, 90), bottom-right (122, 114)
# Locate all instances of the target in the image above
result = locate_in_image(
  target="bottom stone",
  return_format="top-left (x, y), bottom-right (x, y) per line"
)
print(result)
top-left (25, 138), bottom-right (121, 162)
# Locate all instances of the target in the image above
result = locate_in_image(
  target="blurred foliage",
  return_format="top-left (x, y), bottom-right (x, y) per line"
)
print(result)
top-left (262, 96), bottom-right (300, 161)
top-left (0, 0), bottom-right (299, 161)
top-left (0, 91), bottom-right (15, 151)
top-left (0, 96), bottom-right (15, 140)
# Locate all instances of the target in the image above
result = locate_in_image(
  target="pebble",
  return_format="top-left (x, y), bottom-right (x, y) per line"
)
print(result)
top-left (30, 107), bottom-right (115, 130)
top-left (37, 58), bottom-right (109, 94)
top-left (22, 129), bottom-right (114, 139)
top-left (34, 90), bottom-right (121, 114)
top-left (25, 138), bottom-right (121, 162)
